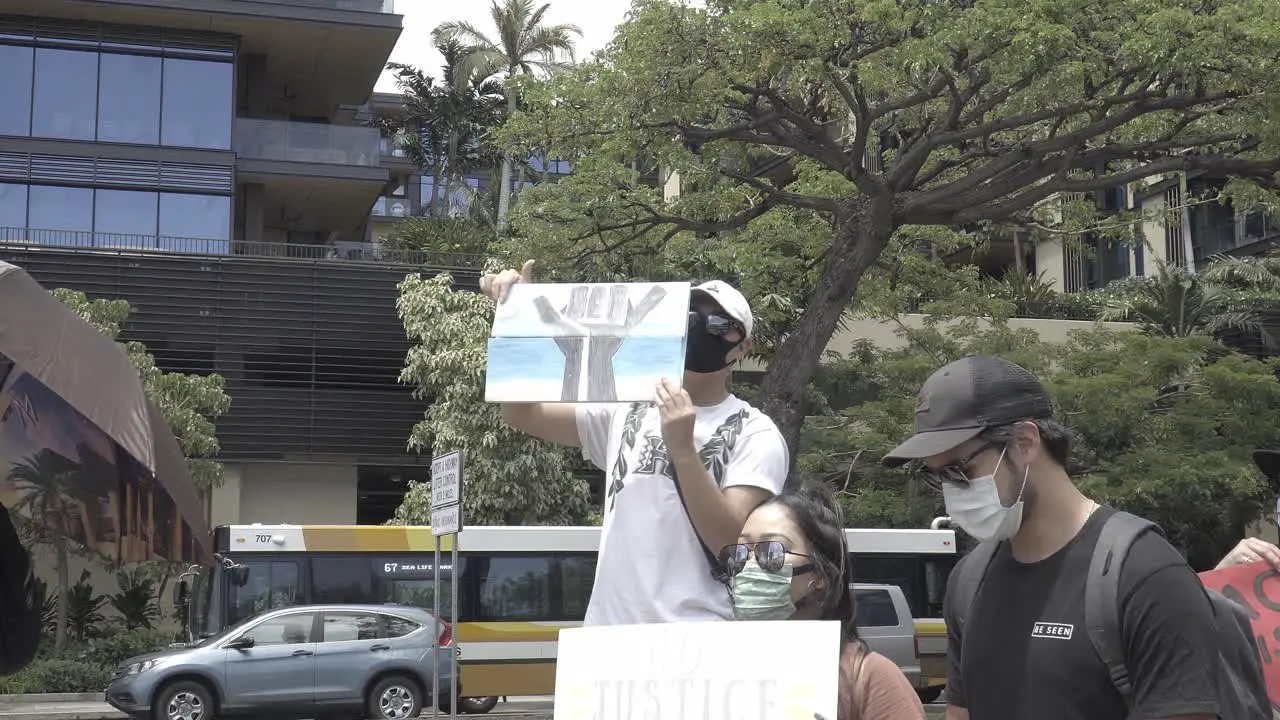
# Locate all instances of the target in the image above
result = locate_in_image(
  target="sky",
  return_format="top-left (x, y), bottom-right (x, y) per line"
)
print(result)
top-left (374, 0), bottom-right (636, 94)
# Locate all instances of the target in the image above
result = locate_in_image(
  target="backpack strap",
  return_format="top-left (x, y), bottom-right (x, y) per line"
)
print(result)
top-left (951, 539), bottom-right (1002, 635)
top-left (1084, 510), bottom-right (1161, 702)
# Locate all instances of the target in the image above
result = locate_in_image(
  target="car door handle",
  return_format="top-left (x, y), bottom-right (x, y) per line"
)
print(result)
top-left (370, 644), bottom-right (390, 652)
top-left (292, 649), bottom-right (314, 656)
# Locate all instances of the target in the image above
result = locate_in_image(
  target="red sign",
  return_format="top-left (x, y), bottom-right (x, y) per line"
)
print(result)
top-left (1199, 561), bottom-right (1280, 709)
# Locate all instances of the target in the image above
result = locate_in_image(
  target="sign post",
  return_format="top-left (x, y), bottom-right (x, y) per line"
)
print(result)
top-left (430, 450), bottom-right (463, 720)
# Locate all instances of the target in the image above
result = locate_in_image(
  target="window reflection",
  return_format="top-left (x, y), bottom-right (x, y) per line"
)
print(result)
top-left (94, 189), bottom-right (158, 247)
top-left (321, 612), bottom-right (382, 642)
top-left (559, 556), bottom-right (596, 620)
top-left (32, 49), bottom-right (98, 141)
top-left (0, 184), bottom-right (27, 231)
top-left (159, 194), bottom-right (231, 253)
top-left (28, 185), bottom-right (93, 246)
top-left (229, 560), bottom-right (300, 625)
top-left (311, 557), bottom-right (374, 604)
top-left (474, 556), bottom-right (552, 621)
top-left (98, 54), bottom-right (161, 145)
top-left (242, 611), bottom-right (316, 646)
top-left (0, 46), bottom-right (33, 136)
top-left (162, 59), bottom-right (233, 149)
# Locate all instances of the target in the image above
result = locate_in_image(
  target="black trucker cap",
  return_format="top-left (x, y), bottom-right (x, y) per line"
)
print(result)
top-left (882, 354), bottom-right (1054, 468)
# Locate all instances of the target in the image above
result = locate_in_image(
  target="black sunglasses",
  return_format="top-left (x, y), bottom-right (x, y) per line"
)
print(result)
top-left (918, 441), bottom-right (1004, 490)
top-left (719, 540), bottom-right (812, 577)
top-left (689, 310), bottom-right (742, 338)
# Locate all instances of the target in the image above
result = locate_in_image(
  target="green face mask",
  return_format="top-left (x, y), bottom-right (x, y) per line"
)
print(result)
top-left (730, 559), bottom-right (797, 621)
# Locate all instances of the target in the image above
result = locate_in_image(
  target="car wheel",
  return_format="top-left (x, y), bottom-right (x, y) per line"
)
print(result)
top-left (367, 674), bottom-right (422, 720)
top-left (154, 680), bottom-right (214, 720)
top-left (452, 696), bottom-right (499, 714)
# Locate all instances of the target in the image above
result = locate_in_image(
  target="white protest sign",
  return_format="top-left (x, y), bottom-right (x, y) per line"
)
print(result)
top-left (554, 620), bottom-right (840, 720)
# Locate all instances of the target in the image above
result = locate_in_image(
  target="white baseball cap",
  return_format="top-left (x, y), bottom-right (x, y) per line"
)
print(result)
top-left (692, 280), bottom-right (754, 338)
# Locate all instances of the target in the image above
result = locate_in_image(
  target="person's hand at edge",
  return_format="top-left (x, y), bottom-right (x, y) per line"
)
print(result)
top-left (479, 259), bottom-right (536, 303)
top-left (1217, 536), bottom-right (1280, 570)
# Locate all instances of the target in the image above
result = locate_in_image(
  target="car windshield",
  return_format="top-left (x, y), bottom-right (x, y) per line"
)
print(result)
top-left (188, 608), bottom-right (272, 648)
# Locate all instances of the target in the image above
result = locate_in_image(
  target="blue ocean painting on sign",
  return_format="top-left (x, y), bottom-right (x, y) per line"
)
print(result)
top-left (485, 282), bottom-right (690, 403)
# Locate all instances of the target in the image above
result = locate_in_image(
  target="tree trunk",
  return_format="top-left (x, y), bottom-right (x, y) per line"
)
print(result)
top-left (429, 165), bottom-right (444, 217)
top-left (495, 90), bottom-right (518, 233)
top-left (54, 534), bottom-right (68, 650)
top-left (757, 195), bottom-right (898, 467)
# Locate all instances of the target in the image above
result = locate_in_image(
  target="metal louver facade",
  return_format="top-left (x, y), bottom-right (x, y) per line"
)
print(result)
top-left (1, 245), bottom-right (482, 462)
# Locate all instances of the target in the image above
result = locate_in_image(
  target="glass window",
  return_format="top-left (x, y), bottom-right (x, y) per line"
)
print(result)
top-left (241, 611), bottom-right (316, 646)
top-left (0, 45), bottom-right (33, 136)
top-left (28, 185), bottom-right (93, 247)
top-left (311, 557), bottom-right (374, 604)
top-left (853, 589), bottom-right (899, 628)
top-left (94, 189), bottom-right (157, 248)
top-left (159, 193), bottom-right (230, 253)
top-left (383, 615), bottom-right (421, 639)
top-left (98, 53), bottom-right (161, 145)
top-left (161, 59), bottom-right (232, 149)
top-left (321, 611), bottom-right (382, 642)
top-left (0, 184), bottom-right (27, 233)
top-left (32, 49), bottom-right (98, 141)
top-left (475, 556), bottom-right (551, 621)
top-left (375, 557), bottom-right (462, 619)
top-left (559, 555), bottom-right (596, 620)
top-left (228, 560), bottom-right (300, 625)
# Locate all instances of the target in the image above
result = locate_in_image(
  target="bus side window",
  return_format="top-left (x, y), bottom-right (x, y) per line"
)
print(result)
top-left (311, 557), bottom-right (375, 604)
top-left (229, 559), bottom-right (300, 624)
top-left (559, 555), bottom-right (596, 620)
top-left (474, 556), bottom-right (552, 621)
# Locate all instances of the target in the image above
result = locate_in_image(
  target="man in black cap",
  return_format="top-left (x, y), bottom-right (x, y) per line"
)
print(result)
top-left (1216, 449), bottom-right (1280, 570)
top-left (884, 355), bottom-right (1220, 720)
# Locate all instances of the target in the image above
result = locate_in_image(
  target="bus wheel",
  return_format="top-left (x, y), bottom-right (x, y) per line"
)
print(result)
top-left (367, 675), bottom-right (422, 720)
top-left (916, 686), bottom-right (943, 705)
top-left (456, 696), bottom-right (499, 714)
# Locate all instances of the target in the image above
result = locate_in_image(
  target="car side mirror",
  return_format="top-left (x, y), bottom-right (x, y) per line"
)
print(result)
top-left (172, 581), bottom-right (188, 608)
top-left (225, 636), bottom-right (254, 651)
top-left (229, 565), bottom-right (250, 586)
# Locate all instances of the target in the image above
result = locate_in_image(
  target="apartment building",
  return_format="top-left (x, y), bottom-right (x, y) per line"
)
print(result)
top-left (0, 0), bottom-right (486, 529)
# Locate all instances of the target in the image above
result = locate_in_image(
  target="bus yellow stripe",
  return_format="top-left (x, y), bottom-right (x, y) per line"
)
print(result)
top-left (299, 526), bottom-right (451, 551)
top-left (457, 622), bottom-right (576, 643)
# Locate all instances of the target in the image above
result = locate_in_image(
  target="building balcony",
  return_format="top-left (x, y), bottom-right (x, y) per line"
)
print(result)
top-left (0, 227), bottom-right (483, 269)
top-left (235, 118), bottom-right (382, 168)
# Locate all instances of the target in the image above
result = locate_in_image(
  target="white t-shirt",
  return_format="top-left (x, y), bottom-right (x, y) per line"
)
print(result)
top-left (575, 395), bottom-right (789, 626)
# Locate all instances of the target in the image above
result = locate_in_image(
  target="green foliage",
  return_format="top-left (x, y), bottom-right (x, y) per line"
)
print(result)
top-left (499, 0), bottom-right (1280, 452)
top-left (109, 567), bottom-right (160, 631)
top-left (798, 321), bottom-right (1279, 569)
top-left (382, 217), bottom-right (494, 258)
top-left (0, 629), bottom-right (172, 693)
top-left (50, 288), bottom-right (231, 491)
top-left (394, 273), bottom-right (591, 525)
top-left (66, 570), bottom-right (106, 643)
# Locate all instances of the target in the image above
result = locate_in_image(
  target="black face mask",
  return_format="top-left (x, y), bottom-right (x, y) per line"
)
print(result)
top-left (685, 312), bottom-right (742, 374)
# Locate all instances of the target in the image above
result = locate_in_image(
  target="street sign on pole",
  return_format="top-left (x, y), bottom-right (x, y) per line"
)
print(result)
top-left (429, 450), bottom-right (464, 720)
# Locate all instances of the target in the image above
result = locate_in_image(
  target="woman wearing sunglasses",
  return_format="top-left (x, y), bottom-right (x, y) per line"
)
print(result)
top-left (722, 485), bottom-right (925, 720)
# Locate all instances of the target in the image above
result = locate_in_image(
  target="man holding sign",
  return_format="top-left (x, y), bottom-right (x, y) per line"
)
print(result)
top-left (481, 261), bottom-right (788, 626)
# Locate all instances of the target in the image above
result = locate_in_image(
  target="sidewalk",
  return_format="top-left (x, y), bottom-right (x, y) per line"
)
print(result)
top-left (0, 695), bottom-right (945, 719)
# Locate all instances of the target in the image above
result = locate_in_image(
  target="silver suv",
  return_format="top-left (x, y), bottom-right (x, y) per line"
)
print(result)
top-left (105, 604), bottom-right (459, 720)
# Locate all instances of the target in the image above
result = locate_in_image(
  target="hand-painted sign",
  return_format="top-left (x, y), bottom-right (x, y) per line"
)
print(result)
top-left (1199, 561), bottom-right (1280, 709)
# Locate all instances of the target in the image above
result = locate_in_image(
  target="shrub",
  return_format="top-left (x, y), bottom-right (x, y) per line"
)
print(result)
top-left (84, 628), bottom-right (172, 669)
top-left (1, 659), bottom-right (112, 694)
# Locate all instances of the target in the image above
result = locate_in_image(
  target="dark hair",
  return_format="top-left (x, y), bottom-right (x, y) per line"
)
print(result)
top-left (980, 417), bottom-right (1073, 467)
top-left (757, 484), bottom-right (860, 644)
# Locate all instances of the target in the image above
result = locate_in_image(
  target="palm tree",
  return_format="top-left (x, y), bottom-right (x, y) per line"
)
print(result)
top-left (1098, 262), bottom-right (1277, 348)
top-left (434, 0), bottom-right (582, 233)
top-left (8, 449), bottom-right (87, 649)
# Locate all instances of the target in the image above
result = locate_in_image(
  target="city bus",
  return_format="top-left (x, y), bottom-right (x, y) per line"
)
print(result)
top-left (176, 523), bottom-right (957, 709)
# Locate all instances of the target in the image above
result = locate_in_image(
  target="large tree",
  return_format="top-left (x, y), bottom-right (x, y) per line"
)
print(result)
top-left (500, 0), bottom-right (1280, 458)
top-left (435, 0), bottom-right (582, 233)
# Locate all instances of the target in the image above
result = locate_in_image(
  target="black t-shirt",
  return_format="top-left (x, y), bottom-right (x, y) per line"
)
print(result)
top-left (944, 506), bottom-right (1221, 720)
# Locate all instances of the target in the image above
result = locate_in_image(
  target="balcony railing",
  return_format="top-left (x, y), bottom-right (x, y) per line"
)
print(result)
top-left (247, 0), bottom-right (396, 12)
top-left (0, 228), bottom-right (484, 268)
top-left (234, 118), bottom-right (382, 167)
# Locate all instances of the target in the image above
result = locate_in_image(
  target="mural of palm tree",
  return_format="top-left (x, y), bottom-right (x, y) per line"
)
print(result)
top-left (8, 449), bottom-right (88, 649)
top-left (434, 0), bottom-right (581, 233)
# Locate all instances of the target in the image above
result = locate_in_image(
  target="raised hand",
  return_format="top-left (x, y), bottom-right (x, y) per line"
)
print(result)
top-left (479, 259), bottom-right (536, 303)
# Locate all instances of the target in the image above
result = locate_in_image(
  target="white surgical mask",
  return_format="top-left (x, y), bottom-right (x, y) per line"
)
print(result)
top-left (942, 447), bottom-right (1028, 542)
